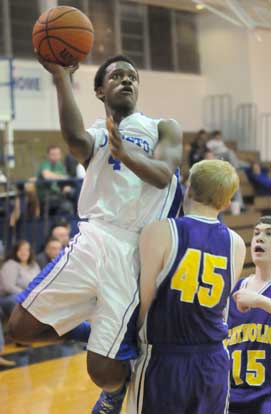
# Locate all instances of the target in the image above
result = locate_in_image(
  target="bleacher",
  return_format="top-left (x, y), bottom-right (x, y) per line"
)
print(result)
top-left (183, 133), bottom-right (271, 279)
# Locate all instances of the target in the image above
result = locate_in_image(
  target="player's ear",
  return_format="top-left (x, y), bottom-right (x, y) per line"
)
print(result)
top-left (222, 201), bottom-right (231, 211)
top-left (96, 86), bottom-right (105, 102)
top-left (187, 184), bottom-right (193, 199)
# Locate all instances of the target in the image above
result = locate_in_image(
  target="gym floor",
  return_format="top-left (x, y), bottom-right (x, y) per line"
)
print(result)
top-left (0, 341), bottom-right (127, 414)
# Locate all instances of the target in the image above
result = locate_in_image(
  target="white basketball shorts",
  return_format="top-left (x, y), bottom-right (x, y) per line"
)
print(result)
top-left (19, 219), bottom-right (140, 360)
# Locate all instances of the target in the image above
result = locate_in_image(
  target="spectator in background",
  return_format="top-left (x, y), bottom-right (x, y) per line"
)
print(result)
top-left (65, 153), bottom-right (86, 179)
top-left (36, 145), bottom-right (74, 215)
top-left (64, 153), bottom-right (85, 204)
top-left (207, 130), bottom-right (248, 215)
top-left (50, 222), bottom-right (71, 247)
top-left (245, 162), bottom-right (271, 195)
top-left (207, 130), bottom-right (249, 169)
top-left (0, 240), bottom-right (40, 319)
top-left (188, 129), bottom-right (208, 166)
top-left (36, 236), bottom-right (63, 269)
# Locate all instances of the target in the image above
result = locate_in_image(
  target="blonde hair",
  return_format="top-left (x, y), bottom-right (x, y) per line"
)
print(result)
top-left (189, 160), bottom-right (239, 210)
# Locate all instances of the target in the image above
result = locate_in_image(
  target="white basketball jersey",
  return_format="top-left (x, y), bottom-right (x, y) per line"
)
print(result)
top-left (78, 112), bottom-right (180, 232)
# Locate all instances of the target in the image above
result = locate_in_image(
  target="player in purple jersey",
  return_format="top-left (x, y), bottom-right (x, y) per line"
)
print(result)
top-left (126, 159), bottom-right (246, 414)
top-left (227, 216), bottom-right (271, 414)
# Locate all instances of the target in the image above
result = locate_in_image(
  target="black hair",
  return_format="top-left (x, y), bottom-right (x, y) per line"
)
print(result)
top-left (256, 216), bottom-right (271, 226)
top-left (94, 54), bottom-right (138, 92)
top-left (50, 219), bottom-right (70, 233)
top-left (211, 130), bottom-right (222, 138)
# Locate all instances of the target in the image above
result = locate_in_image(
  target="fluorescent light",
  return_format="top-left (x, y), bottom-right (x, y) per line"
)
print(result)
top-left (196, 4), bottom-right (205, 10)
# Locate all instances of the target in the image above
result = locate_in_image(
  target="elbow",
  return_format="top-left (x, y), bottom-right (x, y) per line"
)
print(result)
top-left (155, 181), bottom-right (168, 189)
top-left (155, 173), bottom-right (172, 189)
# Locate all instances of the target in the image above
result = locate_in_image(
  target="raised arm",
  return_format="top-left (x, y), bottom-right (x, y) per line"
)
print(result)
top-left (233, 289), bottom-right (271, 313)
top-left (138, 220), bottom-right (172, 325)
top-left (38, 59), bottom-right (95, 166)
top-left (107, 117), bottom-right (182, 189)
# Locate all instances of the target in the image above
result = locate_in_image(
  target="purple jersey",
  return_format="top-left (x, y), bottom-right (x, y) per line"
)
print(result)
top-left (142, 215), bottom-right (234, 345)
top-left (128, 215), bottom-right (235, 414)
top-left (227, 277), bottom-right (271, 413)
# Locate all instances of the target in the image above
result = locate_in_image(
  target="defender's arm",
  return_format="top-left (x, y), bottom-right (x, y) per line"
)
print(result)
top-left (139, 220), bottom-right (172, 325)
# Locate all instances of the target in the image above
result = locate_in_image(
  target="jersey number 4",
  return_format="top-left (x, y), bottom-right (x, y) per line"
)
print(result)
top-left (108, 155), bottom-right (121, 170)
top-left (171, 248), bottom-right (227, 308)
top-left (232, 350), bottom-right (266, 386)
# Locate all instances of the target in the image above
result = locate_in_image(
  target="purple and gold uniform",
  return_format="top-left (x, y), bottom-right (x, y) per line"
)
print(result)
top-left (127, 215), bottom-right (235, 414)
top-left (227, 278), bottom-right (271, 414)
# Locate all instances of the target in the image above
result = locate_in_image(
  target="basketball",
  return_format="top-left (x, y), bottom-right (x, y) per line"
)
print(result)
top-left (32, 6), bottom-right (94, 66)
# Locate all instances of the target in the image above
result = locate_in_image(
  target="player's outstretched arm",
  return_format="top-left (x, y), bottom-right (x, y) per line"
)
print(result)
top-left (38, 58), bottom-right (95, 166)
top-left (138, 220), bottom-right (172, 325)
top-left (107, 117), bottom-right (182, 189)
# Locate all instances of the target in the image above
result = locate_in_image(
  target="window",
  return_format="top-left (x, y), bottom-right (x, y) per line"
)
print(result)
top-left (120, 1), bottom-right (148, 69)
top-left (57, 0), bottom-right (84, 8)
top-left (87, 0), bottom-right (116, 65)
top-left (148, 6), bottom-right (173, 72)
top-left (10, 0), bottom-right (40, 58)
top-left (0, 0), bottom-right (5, 55)
top-left (175, 11), bottom-right (200, 74)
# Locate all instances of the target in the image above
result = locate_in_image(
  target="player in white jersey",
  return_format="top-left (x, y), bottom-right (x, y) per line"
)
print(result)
top-left (8, 55), bottom-right (182, 414)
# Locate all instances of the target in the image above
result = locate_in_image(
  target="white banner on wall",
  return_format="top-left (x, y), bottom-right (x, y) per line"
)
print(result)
top-left (11, 59), bottom-right (205, 132)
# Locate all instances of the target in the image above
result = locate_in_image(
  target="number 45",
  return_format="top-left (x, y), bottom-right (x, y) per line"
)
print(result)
top-left (171, 248), bottom-right (227, 308)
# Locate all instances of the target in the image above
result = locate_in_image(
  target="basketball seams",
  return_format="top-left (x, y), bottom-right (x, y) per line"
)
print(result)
top-left (38, 8), bottom-right (79, 25)
top-left (33, 26), bottom-right (94, 38)
top-left (33, 6), bottom-right (94, 66)
top-left (45, 8), bottom-right (64, 66)
top-left (44, 36), bottom-right (89, 55)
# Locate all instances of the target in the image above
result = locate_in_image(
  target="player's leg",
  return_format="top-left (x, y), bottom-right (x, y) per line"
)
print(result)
top-left (8, 229), bottom-right (97, 345)
top-left (127, 346), bottom-right (187, 414)
top-left (260, 397), bottom-right (271, 414)
top-left (194, 345), bottom-right (230, 414)
top-left (87, 222), bottom-right (140, 414)
top-left (9, 304), bottom-right (91, 343)
top-left (87, 351), bottom-right (130, 390)
top-left (8, 303), bottom-right (60, 342)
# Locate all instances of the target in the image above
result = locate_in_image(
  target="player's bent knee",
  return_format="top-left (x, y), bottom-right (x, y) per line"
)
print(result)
top-left (7, 304), bottom-right (46, 343)
top-left (87, 351), bottom-right (129, 389)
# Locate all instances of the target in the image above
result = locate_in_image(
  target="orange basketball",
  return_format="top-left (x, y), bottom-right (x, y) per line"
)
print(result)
top-left (32, 6), bottom-right (94, 66)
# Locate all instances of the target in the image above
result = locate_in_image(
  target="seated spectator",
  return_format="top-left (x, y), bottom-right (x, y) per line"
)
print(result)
top-left (203, 148), bottom-right (215, 160)
top-left (188, 129), bottom-right (208, 166)
top-left (50, 222), bottom-right (71, 247)
top-left (65, 153), bottom-right (86, 179)
top-left (245, 162), bottom-right (271, 195)
top-left (64, 153), bottom-right (85, 203)
top-left (36, 236), bottom-right (63, 269)
top-left (0, 240), bottom-right (40, 319)
top-left (36, 145), bottom-right (74, 215)
top-left (207, 130), bottom-right (249, 169)
top-left (207, 130), bottom-right (248, 215)
top-left (9, 178), bottom-right (40, 228)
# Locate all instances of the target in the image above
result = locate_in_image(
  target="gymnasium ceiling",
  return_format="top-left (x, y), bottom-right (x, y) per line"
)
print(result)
top-left (128, 0), bottom-right (271, 28)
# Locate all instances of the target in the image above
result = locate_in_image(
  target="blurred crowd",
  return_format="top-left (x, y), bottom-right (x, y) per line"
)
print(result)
top-left (181, 128), bottom-right (266, 216)
top-left (0, 221), bottom-right (71, 365)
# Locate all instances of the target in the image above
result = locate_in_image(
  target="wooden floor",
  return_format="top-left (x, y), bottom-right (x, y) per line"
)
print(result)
top-left (0, 343), bottom-right (127, 414)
